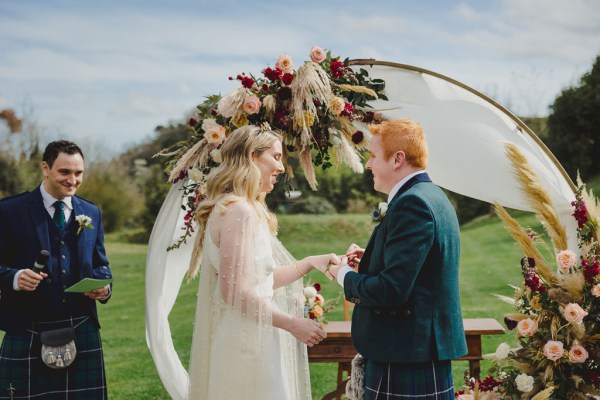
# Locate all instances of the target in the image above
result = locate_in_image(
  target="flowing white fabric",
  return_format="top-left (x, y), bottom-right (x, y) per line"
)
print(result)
top-left (350, 62), bottom-right (578, 250)
top-left (145, 186), bottom-right (310, 400)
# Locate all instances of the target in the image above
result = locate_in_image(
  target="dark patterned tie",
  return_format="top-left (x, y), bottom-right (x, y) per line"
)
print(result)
top-left (53, 201), bottom-right (66, 232)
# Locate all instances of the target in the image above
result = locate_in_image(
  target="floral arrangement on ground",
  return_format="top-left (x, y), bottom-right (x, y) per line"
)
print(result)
top-left (156, 46), bottom-right (387, 249)
top-left (455, 143), bottom-right (600, 400)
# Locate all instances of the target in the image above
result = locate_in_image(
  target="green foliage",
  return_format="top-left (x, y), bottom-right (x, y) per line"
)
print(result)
top-left (0, 154), bottom-right (23, 197)
top-left (77, 161), bottom-right (144, 233)
top-left (290, 195), bottom-right (336, 214)
top-left (545, 54), bottom-right (600, 181)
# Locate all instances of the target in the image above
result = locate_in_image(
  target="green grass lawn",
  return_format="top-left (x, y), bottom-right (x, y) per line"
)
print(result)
top-left (0, 211), bottom-right (550, 399)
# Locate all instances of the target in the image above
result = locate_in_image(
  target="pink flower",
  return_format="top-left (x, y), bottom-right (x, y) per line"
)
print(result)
top-left (569, 344), bottom-right (589, 363)
top-left (563, 303), bottom-right (588, 324)
top-left (543, 340), bottom-right (565, 362)
top-left (204, 125), bottom-right (226, 145)
top-left (275, 54), bottom-right (294, 74)
top-left (315, 294), bottom-right (324, 303)
top-left (309, 46), bottom-right (327, 63)
top-left (592, 284), bottom-right (600, 297)
top-left (456, 395), bottom-right (473, 400)
top-left (242, 95), bottom-right (261, 115)
top-left (517, 318), bottom-right (538, 337)
top-left (556, 249), bottom-right (578, 273)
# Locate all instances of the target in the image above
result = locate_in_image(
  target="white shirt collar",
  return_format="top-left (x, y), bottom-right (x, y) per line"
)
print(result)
top-left (40, 182), bottom-right (73, 211)
top-left (387, 170), bottom-right (426, 203)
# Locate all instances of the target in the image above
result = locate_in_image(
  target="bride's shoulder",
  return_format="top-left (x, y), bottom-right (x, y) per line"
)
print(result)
top-left (214, 196), bottom-right (255, 219)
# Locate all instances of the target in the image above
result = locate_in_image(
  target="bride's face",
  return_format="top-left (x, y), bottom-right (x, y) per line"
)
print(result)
top-left (254, 140), bottom-right (285, 193)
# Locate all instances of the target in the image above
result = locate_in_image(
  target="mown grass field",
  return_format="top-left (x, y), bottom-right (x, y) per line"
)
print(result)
top-left (0, 210), bottom-right (573, 398)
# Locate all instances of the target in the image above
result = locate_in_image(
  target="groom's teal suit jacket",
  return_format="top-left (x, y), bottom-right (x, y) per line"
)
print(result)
top-left (343, 173), bottom-right (467, 363)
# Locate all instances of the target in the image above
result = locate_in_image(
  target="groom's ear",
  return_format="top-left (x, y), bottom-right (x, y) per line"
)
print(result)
top-left (393, 151), bottom-right (405, 169)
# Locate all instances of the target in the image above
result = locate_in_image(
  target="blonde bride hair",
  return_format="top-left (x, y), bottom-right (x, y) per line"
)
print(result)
top-left (189, 125), bottom-right (282, 277)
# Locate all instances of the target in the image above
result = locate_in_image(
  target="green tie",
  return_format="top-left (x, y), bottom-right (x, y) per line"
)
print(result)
top-left (53, 201), bottom-right (66, 232)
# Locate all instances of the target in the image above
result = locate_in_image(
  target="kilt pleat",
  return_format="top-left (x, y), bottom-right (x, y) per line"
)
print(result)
top-left (0, 317), bottom-right (107, 399)
top-left (364, 358), bottom-right (454, 399)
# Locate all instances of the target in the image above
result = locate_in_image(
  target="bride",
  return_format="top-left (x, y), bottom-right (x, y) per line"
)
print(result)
top-left (146, 125), bottom-right (339, 400)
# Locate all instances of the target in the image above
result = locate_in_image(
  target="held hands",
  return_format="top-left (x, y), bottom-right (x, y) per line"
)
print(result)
top-left (305, 253), bottom-right (341, 281)
top-left (18, 269), bottom-right (48, 291)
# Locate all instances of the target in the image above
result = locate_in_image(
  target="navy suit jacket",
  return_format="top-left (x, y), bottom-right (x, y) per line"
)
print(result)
top-left (343, 173), bottom-right (467, 363)
top-left (0, 186), bottom-right (112, 333)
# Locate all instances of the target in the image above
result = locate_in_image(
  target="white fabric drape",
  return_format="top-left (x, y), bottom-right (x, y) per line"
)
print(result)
top-left (351, 62), bottom-right (577, 250)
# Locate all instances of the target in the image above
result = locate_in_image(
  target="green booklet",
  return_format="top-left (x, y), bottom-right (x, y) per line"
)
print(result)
top-left (64, 278), bottom-right (112, 293)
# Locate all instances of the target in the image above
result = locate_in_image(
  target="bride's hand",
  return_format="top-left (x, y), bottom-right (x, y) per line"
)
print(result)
top-left (288, 317), bottom-right (327, 347)
top-left (305, 254), bottom-right (340, 274)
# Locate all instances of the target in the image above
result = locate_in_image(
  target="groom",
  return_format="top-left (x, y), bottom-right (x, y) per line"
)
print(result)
top-left (0, 140), bottom-right (112, 399)
top-left (329, 119), bottom-right (467, 399)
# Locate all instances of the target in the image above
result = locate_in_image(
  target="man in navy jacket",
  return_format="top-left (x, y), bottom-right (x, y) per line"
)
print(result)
top-left (0, 140), bottom-right (112, 399)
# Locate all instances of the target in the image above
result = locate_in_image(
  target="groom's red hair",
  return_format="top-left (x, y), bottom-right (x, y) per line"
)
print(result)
top-left (369, 118), bottom-right (428, 169)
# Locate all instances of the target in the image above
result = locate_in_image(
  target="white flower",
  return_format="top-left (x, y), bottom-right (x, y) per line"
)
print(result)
top-left (75, 214), bottom-right (94, 235)
top-left (201, 118), bottom-right (217, 132)
top-left (378, 202), bottom-right (388, 215)
top-left (303, 286), bottom-right (317, 299)
top-left (495, 342), bottom-right (511, 359)
top-left (188, 167), bottom-right (204, 183)
top-left (515, 373), bottom-right (534, 392)
top-left (210, 149), bottom-right (222, 163)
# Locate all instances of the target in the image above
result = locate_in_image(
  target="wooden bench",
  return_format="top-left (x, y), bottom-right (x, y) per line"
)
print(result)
top-left (308, 318), bottom-right (505, 400)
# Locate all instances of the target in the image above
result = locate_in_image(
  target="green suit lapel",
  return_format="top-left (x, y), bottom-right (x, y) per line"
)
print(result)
top-left (358, 173), bottom-right (431, 273)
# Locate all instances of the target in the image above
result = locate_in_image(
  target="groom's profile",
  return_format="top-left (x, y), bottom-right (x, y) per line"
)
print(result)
top-left (330, 119), bottom-right (467, 399)
top-left (0, 140), bottom-right (112, 399)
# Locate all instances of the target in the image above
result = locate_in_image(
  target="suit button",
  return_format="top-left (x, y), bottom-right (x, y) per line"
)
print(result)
top-left (61, 269), bottom-right (66, 274)
top-left (390, 310), bottom-right (396, 315)
top-left (60, 240), bottom-right (65, 245)
top-left (62, 299), bottom-right (66, 303)
top-left (403, 309), bottom-right (411, 317)
top-left (61, 255), bottom-right (66, 260)
top-left (374, 308), bottom-right (381, 315)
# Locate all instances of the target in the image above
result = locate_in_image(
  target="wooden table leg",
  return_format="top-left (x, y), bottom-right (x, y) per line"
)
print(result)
top-left (469, 359), bottom-right (481, 380)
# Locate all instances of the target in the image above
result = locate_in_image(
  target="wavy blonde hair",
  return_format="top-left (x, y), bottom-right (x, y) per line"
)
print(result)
top-left (189, 126), bottom-right (282, 277)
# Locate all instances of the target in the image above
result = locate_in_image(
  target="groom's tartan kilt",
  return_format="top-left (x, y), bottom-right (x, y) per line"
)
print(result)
top-left (364, 358), bottom-right (454, 400)
top-left (0, 317), bottom-right (107, 399)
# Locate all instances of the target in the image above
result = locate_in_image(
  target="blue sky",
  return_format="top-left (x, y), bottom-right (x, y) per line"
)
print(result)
top-left (1, 0), bottom-right (599, 155)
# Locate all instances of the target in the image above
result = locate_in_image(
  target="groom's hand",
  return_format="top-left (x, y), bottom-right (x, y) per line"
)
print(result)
top-left (345, 243), bottom-right (364, 269)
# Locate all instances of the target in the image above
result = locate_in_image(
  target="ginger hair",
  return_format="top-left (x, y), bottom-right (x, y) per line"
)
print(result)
top-left (369, 119), bottom-right (428, 169)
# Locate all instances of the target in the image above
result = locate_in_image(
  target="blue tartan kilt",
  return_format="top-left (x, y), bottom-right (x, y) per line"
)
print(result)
top-left (0, 317), bottom-right (107, 399)
top-left (364, 358), bottom-right (454, 400)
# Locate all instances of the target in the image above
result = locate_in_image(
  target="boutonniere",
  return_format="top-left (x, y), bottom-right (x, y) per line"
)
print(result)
top-left (370, 202), bottom-right (388, 224)
top-left (75, 214), bottom-right (94, 235)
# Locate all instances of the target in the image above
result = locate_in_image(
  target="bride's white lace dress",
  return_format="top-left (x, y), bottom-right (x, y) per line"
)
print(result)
top-left (145, 184), bottom-right (311, 400)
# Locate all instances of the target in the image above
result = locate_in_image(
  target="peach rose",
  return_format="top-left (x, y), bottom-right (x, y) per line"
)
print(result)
top-left (569, 344), bottom-right (589, 363)
top-left (309, 46), bottom-right (327, 63)
top-left (275, 54), bottom-right (294, 74)
top-left (517, 318), bottom-right (538, 337)
top-left (563, 303), bottom-right (588, 324)
top-left (330, 96), bottom-right (345, 115)
top-left (556, 249), bottom-right (578, 273)
top-left (242, 95), bottom-right (261, 115)
top-left (201, 117), bottom-right (217, 132)
top-left (592, 284), bottom-right (600, 297)
top-left (543, 340), bottom-right (565, 362)
top-left (204, 125), bottom-right (226, 145)
top-left (456, 395), bottom-right (473, 400)
top-left (312, 304), bottom-right (324, 318)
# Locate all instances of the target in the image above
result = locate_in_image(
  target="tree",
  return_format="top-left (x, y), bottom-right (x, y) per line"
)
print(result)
top-left (545, 55), bottom-right (600, 180)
